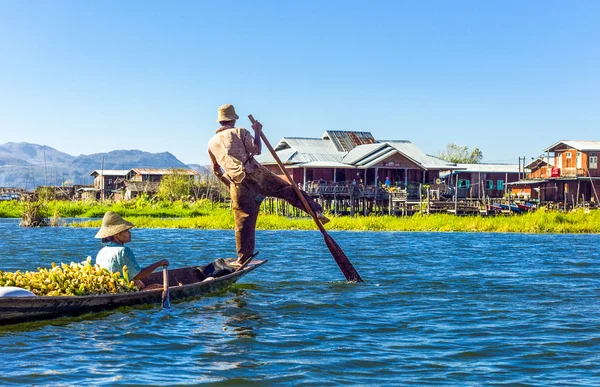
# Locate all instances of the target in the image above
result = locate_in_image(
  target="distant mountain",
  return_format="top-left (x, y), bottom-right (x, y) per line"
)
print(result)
top-left (0, 142), bottom-right (206, 189)
top-left (72, 150), bottom-right (188, 171)
top-left (187, 163), bottom-right (210, 174)
top-left (0, 143), bottom-right (74, 165)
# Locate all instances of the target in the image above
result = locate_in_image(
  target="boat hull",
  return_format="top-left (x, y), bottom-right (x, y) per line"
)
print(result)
top-left (0, 260), bottom-right (266, 326)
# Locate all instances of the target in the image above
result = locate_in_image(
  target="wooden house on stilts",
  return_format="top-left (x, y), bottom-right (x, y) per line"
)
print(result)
top-left (507, 140), bottom-right (600, 205)
top-left (254, 130), bottom-right (459, 215)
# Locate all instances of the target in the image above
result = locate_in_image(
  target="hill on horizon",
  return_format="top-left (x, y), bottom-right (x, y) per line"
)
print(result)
top-left (0, 142), bottom-right (208, 189)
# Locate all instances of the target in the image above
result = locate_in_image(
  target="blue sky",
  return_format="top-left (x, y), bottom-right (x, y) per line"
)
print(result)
top-left (1, 0), bottom-right (598, 165)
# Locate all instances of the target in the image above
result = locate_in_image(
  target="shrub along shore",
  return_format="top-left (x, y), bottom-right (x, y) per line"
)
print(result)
top-left (2, 199), bottom-right (600, 234)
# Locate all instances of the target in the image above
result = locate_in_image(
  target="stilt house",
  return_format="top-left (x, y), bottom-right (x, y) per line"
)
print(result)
top-left (441, 163), bottom-right (522, 199)
top-left (254, 130), bottom-right (457, 188)
top-left (508, 140), bottom-right (600, 203)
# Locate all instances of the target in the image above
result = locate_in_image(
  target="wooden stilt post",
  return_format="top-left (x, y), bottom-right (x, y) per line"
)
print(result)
top-left (419, 184), bottom-right (423, 215)
top-left (454, 175), bottom-right (458, 214)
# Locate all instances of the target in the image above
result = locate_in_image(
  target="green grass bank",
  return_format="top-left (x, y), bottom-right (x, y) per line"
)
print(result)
top-left (2, 200), bottom-right (600, 233)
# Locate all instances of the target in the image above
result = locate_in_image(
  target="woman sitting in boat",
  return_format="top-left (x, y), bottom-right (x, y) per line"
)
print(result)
top-left (95, 211), bottom-right (169, 289)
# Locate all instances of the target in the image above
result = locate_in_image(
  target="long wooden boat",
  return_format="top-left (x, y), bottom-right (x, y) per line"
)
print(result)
top-left (492, 202), bottom-right (524, 213)
top-left (0, 259), bottom-right (266, 326)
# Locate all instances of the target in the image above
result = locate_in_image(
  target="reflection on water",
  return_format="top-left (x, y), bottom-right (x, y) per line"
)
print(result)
top-left (0, 219), bottom-right (599, 385)
top-left (222, 290), bottom-right (262, 339)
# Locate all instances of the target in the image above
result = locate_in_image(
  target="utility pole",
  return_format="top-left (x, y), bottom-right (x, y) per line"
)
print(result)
top-left (43, 148), bottom-right (48, 187)
top-left (101, 156), bottom-right (105, 202)
top-left (518, 156), bottom-right (527, 179)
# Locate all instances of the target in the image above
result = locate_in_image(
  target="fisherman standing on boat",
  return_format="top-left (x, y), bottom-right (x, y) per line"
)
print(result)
top-left (208, 104), bottom-right (329, 267)
top-left (95, 211), bottom-right (169, 288)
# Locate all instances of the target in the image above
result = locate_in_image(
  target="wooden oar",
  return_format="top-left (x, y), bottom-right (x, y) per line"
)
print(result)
top-left (248, 115), bottom-right (363, 283)
top-left (161, 265), bottom-right (171, 308)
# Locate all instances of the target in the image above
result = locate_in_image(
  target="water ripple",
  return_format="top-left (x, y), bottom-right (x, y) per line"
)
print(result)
top-left (0, 220), bottom-right (599, 385)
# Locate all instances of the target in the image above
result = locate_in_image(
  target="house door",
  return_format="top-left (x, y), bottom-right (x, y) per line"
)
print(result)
top-left (590, 152), bottom-right (598, 169)
top-left (565, 152), bottom-right (573, 168)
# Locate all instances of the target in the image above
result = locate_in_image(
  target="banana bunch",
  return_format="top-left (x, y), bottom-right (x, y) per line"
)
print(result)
top-left (0, 257), bottom-right (138, 296)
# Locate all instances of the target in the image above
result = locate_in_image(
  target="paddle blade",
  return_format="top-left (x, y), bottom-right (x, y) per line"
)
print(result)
top-left (162, 289), bottom-right (171, 309)
top-left (162, 265), bottom-right (171, 309)
top-left (323, 234), bottom-right (363, 283)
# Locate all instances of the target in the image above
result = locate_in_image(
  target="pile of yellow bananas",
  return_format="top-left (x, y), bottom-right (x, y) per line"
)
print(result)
top-left (0, 257), bottom-right (138, 296)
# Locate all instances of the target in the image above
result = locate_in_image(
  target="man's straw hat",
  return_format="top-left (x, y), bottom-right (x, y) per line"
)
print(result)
top-left (217, 104), bottom-right (239, 123)
top-left (94, 211), bottom-right (134, 239)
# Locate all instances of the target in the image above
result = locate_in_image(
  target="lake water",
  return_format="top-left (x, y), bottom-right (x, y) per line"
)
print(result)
top-left (0, 218), bottom-right (599, 386)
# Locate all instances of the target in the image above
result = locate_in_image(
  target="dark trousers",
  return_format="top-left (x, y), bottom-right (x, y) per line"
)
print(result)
top-left (230, 166), bottom-right (322, 261)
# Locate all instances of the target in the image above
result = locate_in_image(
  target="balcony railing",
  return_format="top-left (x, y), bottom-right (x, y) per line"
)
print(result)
top-left (527, 167), bottom-right (587, 179)
top-left (560, 167), bottom-right (578, 177)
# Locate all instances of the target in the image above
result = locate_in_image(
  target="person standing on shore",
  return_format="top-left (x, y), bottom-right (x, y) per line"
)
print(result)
top-left (208, 104), bottom-right (329, 267)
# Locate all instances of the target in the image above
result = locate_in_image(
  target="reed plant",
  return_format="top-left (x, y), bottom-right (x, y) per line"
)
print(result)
top-left (19, 200), bottom-right (49, 227)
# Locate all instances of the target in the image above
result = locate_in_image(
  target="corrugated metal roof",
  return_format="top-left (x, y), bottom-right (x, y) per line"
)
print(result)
top-left (130, 168), bottom-right (199, 175)
top-left (544, 140), bottom-right (600, 152)
top-left (254, 148), bottom-right (301, 165)
top-left (360, 149), bottom-right (405, 168)
top-left (256, 132), bottom-right (456, 170)
top-left (454, 163), bottom-right (522, 173)
top-left (349, 146), bottom-right (403, 168)
top-left (506, 179), bottom-right (548, 186)
top-left (526, 156), bottom-right (554, 169)
top-left (90, 170), bottom-right (129, 177)
top-left (274, 137), bottom-right (345, 162)
top-left (290, 161), bottom-right (350, 168)
top-left (322, 131), bottom-right (376, 152)
top-left (341, 143), bottom-right (388, 164)
top-left (383, 141), bottom-right (455, 169)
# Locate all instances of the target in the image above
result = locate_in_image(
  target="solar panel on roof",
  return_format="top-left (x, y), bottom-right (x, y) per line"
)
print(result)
top-left (324, 131), bottom-right (376, 152)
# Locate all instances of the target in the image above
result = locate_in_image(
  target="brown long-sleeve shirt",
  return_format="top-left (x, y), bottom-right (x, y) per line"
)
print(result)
top-left (208, 126), bottom-right (262, 183)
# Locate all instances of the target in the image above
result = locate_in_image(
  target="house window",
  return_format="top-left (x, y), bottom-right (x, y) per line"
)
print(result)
top-left (556, 153), bottom-right (562, 169)
top-left (576, 152), bottom-right (582, 169)
top-left (486, 180), bottom-right (494, 190)
top-left (497, 180), bottom-right (504, 190)
top-left (591, 153), bottom-right (598, 169)
top-left (458, 179), bottom-right (470, 188)
top-left (566, 152), bottom-right (572, 159)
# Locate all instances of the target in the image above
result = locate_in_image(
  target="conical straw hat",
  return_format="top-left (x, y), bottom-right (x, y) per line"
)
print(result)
top-left (94, 211), bottom-right (134, 239)
top-left (217, 104), bottom-right (239, 122)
